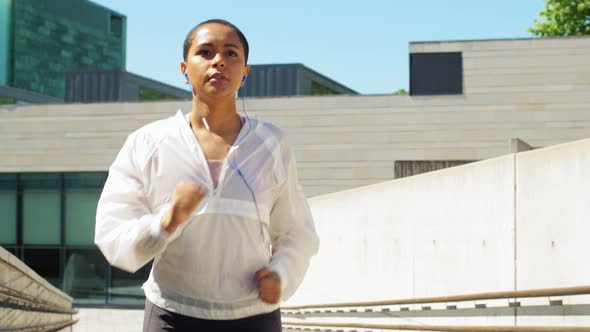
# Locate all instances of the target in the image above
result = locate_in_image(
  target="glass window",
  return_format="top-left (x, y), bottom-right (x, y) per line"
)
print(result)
top-left (410, 52), bottom-right (463, 96)
top-left (110, 14), bottom-right (123, 37)
top-left (64, 173), bottom-right (106, 246)
top-left (65, 190), bottom-right (101, 246)
top-left (23, 248), bottom-right (61, 288)
top-left (109, 262), bottom-right (151, 305)
top-left (0, 174), bottom-right (17, 244)
top-left (64, 249), bottom-right (107, 304)
top-left (21, 173), bottom-right (61, 245)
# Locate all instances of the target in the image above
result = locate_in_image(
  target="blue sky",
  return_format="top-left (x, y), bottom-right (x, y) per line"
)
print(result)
top-left (91, 0), bottom-right (545, 95)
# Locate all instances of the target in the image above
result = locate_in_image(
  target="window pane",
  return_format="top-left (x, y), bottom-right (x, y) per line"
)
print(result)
top-left (0, 174), bottom-right (17, 244)
top-left (65, 189), bottom-right (101, 246)
top-left (109, 262), bottom-right (151, 305)
top-left (23, 191), bottom-right (61, 244)
top-left (0, 192), bottom-right (17, 244)
top-left (64, 249), bottom-right (107, 304)
top-left (63, 173), bottom-right (106, 246)
top-left (410, 52), bottom-right (463, 96)
top-left (110, 14), bottom-right (123, 37)
top-left (23, 248), bottom-right (61, 288)
top-left (21, 173), bottom-right (61, 245)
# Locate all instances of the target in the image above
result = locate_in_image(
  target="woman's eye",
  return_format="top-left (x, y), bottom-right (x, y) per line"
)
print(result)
top-left (226, 50), bottom-right (237, 57)
top-left (198, 50), bottom-right (212, 56)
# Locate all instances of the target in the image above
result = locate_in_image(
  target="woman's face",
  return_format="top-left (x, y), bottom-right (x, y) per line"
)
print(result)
top-left (181, 23), bottom-right (250, 100)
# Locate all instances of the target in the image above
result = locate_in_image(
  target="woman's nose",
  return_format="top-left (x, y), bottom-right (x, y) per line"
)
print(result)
top-left (212, 53), bottom-right (225, 67)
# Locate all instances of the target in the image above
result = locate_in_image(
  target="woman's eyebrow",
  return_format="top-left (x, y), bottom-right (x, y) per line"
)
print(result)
top-left (196, 42), bottom-right (240, 49)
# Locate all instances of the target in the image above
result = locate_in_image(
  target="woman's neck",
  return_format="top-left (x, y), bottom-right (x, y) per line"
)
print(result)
top-left (190, 96), bottom-right (241, 135)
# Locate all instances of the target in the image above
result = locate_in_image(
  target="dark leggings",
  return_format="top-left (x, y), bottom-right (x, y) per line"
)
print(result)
top-left (143, 300), bottom-right (282, 332)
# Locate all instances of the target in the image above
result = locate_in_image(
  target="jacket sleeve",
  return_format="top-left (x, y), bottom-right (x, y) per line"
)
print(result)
top-left (95, 134), bottom-right (171, 273)
top-left (267, 145), bottom-right (320, 301)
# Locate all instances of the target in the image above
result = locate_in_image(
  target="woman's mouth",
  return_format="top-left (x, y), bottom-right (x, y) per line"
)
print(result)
top-left (208, 72), bottom-right (227, 82)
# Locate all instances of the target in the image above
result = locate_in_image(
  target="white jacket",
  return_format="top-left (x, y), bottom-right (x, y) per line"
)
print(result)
top-left (95, 110), bottom-right (319, 319)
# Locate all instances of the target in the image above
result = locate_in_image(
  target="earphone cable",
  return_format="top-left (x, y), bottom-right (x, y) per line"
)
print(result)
top-left (184, 74), bottom-right (268, 245)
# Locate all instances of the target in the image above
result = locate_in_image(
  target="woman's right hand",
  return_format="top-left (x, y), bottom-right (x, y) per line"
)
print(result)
top-left (161, 182), bottom-right (208, 234)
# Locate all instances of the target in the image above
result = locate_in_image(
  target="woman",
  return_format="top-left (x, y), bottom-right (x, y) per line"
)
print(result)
top-left (95, 19), bottom-right (319, 331)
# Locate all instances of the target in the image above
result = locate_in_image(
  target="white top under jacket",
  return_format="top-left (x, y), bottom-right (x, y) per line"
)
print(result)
top-left (95, 110), bottom-right (319, 319)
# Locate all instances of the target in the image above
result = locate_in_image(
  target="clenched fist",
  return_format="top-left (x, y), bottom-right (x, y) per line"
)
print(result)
top-left (161, 182), bottom-right (207, 234)
top-left (254, 267), bottom-right (281, 304)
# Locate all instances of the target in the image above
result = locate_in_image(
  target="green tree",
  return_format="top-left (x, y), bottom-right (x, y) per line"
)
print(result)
top-left (528, 0), bottom-right (590, 36)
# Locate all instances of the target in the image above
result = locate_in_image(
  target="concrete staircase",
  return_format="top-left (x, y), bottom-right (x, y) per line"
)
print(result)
top-left (0, 246), bottom-right (77, 331)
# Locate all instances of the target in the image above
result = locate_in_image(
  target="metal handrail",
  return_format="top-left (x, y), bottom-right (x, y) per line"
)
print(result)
top-left (282, 285), bottom-right (590, 310)
top-left (282, 321), bottom-right (590, 332)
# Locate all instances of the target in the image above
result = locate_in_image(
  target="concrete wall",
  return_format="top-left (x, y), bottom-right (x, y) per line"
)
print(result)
top-left (515, 139), bottom-right (590, 327)
top-left (291, 154), bottom-right (516, 305)
top-left (1, 37), bottom-right (589, 197)
top-left (286, 137), bottom-right (590, 327)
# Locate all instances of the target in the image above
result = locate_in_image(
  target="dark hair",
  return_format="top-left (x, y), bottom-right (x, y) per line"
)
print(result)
top-left (183, 19), bottom-right (249, 64)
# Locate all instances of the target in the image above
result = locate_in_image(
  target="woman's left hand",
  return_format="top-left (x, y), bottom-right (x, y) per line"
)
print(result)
top-left (254, 267), bottom-right (281, 304)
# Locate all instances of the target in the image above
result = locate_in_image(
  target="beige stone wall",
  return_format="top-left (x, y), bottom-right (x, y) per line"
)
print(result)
top-left (410, 36), bottom-right (590, 96)
top-left (1, 36), bottom-right (589, 197)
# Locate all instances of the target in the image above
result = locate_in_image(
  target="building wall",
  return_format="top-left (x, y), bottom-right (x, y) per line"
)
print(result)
top-left (410, 36), bottom-right (590, 96)
top-left (10, 0), bottom-right (126, 98)
top-left (2, 37), bottom-right (589, 196)
top-left (64, 70), bottom-right (190, 103)
top-left (238, 64), bottom-right (357, 97)
top-left (2, 88), bottom-right (590, 198)
top-left (239, 64), bottom-right (301, 97)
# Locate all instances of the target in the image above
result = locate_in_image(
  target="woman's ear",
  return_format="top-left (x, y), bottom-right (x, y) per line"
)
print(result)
top-left (180, 61), bottom-right (188, 83)
top-left (241, 65), bottom-right (250, 87)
